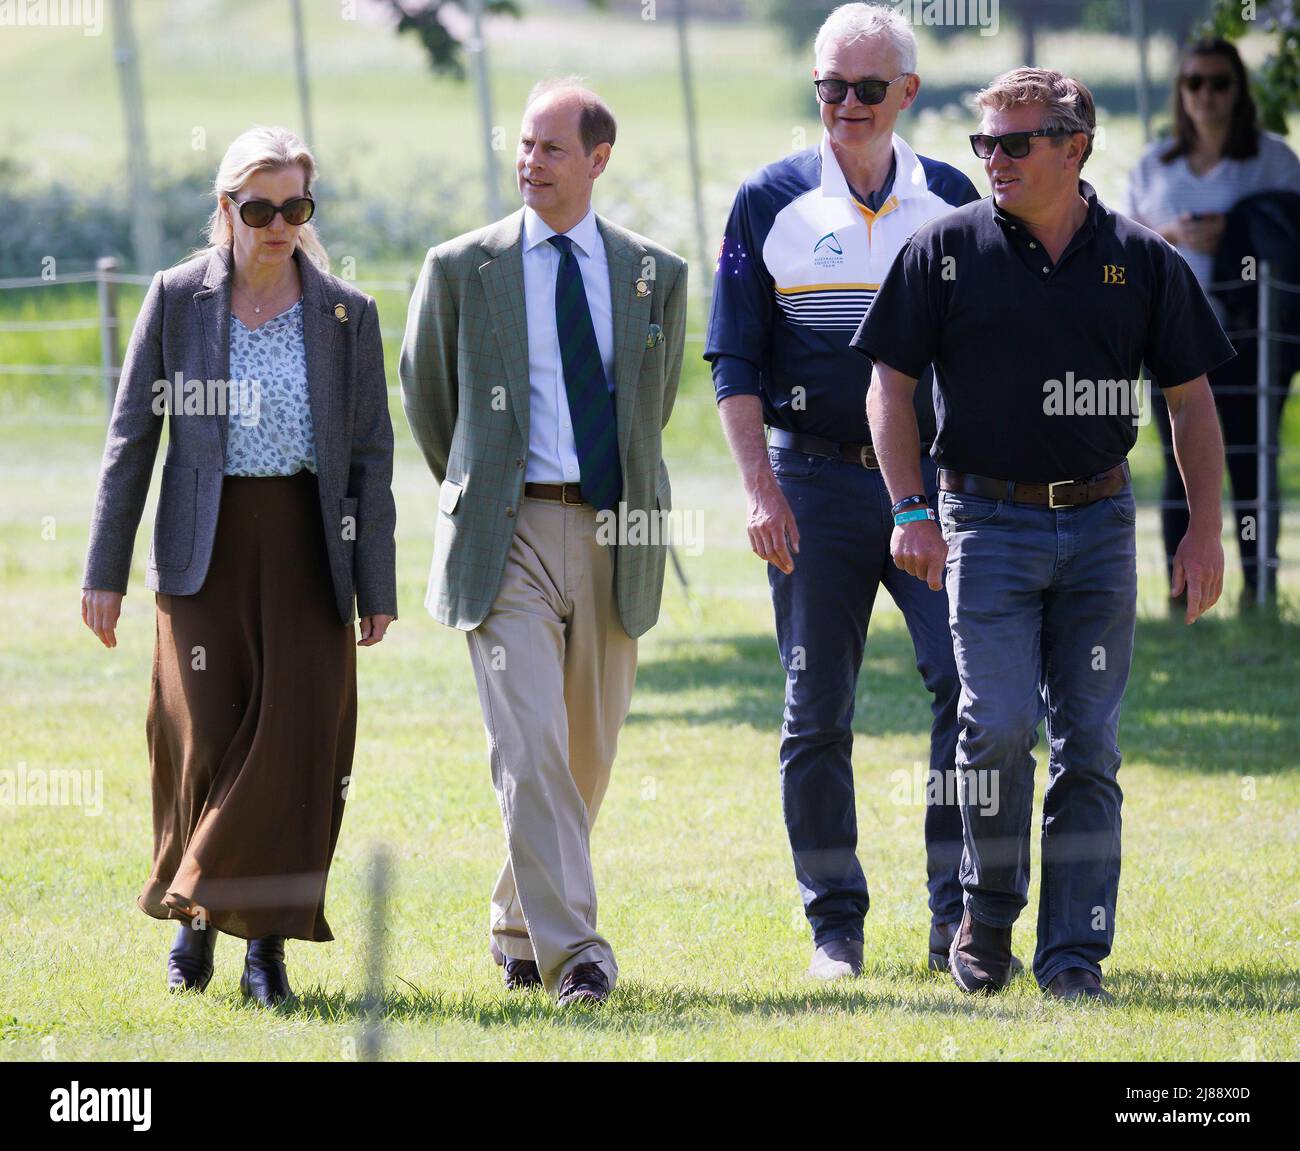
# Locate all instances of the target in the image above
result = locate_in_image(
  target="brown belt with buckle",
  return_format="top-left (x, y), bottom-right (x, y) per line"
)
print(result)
top-left (939, 461), bottom-right (1130, 508)
top-left (768, 428), bottom-right (881, 469)
top-left (524, 481), bottom-right (588, 505)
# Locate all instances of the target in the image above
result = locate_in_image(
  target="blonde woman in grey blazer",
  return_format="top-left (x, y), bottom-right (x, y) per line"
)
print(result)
top-left (80, 126), bottom-right (397, 1007)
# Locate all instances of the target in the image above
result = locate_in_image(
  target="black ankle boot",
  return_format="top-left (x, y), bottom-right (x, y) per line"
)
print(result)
top-left (167, 921), bottom-right (218, 992)
top-left (240, 936), bottom-right (292, 1006)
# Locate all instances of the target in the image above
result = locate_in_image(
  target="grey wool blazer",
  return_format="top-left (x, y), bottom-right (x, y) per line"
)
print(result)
top-left (398, 208), bottom-right (688, 639)
top-left (82, 245), bottom-right (398, 626)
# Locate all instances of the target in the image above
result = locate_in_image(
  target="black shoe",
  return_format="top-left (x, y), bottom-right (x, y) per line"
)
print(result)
top-left (503, 957), bottom-right (543, 990)
top-left (1045, 967), bottom-right (1113, 1004)
top-left (556, 961), bottom-right (609, 1006)
top-left (930, 919), bottom-right (1024, 977)
top-left (948, 910), bottom-right (1014, 994)
top-left (240, 936), bottom-right (292, 1007)
top-left (166, 920), bottom-right (218, 992)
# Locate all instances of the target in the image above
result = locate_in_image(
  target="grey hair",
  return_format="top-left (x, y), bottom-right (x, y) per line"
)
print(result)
top-left (814, 3), bottom-right (918, 74)
top-left (975, 68), bottom-right (1097, 169)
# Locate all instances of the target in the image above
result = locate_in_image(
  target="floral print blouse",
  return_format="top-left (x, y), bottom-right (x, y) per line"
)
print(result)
top-left (224, 299), bottom-right (317, 477)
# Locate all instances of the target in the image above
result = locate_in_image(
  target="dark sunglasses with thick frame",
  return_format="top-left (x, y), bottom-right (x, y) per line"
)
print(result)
top-left (228, 194), bottom-right (315, 228)
top-left (813, 74), bottom-right (910, 106)
top-left (968, 128), bottom-right (1075, 160)
top-left (1180, 72), bottom-right (1234, 94)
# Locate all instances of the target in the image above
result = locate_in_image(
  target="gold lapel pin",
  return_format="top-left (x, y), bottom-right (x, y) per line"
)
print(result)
top-left (334, 303), bottom-right (349, 323)
top-left (635, 279), bottom-right (651, 298)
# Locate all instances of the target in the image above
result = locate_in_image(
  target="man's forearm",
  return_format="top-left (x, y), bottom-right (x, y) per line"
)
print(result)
top-left (718, 394), bottom-right (775, 493)
top-left (1167, 380), bottom-right (1225, 534)
top-left (867, 364), bottom-right (925, 505)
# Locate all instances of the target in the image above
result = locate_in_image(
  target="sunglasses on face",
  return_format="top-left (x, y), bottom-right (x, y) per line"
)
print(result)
top-left (229, 195), bottom-right (315, 228)
top-left (1181, 73), bottom-right (1233, 93)
top-left (813, 75), bottom-right (909, 106)
top-left (969, 128), bottom-right (1072, 160)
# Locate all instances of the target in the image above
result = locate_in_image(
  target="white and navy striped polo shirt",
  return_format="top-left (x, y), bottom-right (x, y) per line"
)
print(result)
top-left (706, 131), bottom-right (978, 443)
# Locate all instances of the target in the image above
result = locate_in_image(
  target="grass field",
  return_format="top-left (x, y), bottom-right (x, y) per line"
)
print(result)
top-left (2, 3), bottom-right (1298, 1062)
top-left (1, 391), bottom-right (1297, 1061)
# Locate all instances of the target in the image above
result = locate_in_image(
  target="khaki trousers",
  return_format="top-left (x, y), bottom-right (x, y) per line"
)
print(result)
top-left (466, 496), bottom-right (637, 995)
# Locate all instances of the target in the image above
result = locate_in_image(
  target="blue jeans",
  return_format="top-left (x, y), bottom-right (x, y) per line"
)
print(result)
top-left (769, 447), bottom-right (964, 946)
top-left (939, 483), bottom-right (1138, 987)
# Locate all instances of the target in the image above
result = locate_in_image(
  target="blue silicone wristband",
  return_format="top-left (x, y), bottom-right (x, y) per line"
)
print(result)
top-left (894, 507), bottom-right (937, 526)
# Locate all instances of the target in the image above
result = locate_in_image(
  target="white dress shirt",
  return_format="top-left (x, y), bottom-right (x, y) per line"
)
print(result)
top-left (521, 204), bottom-right (617, 484)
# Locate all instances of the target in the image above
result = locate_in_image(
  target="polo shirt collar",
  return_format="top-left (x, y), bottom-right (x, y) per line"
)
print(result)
top-left (818, 131), bottom-right (927, 202)
top-left (523, 203), bottom-right (600, 257)
top-left (991, 178), bottom-right (1104, 234)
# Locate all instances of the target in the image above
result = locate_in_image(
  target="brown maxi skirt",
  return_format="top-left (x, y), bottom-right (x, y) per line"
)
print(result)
top-left (138, 470), bottom-right (357, 942)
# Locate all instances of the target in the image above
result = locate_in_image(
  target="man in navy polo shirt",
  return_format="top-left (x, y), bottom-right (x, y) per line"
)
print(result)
top-left (706, 3), bottom-right (988, 980)
top-left (855, 68), bottom-right (1233, 1001)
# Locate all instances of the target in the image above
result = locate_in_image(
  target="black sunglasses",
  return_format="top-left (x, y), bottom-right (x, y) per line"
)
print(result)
top-left (1181, 73), bottom-right (1234, 93)
top-left (229, 195), bottom-right (315, 228)
top-left (814, 75), bottom-right (909, 106)
top-left (969, 128), bottom-right (1073, 160)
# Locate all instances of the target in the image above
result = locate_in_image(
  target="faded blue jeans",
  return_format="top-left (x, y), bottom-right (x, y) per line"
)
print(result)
top-left (939, 481), bottom-right (1138, 988)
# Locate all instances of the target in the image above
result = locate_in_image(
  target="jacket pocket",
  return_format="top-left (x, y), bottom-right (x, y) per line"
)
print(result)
top-left (439, 478), bottom-right (463, 516)
top-left (152, 463), bottom-right (197, 569)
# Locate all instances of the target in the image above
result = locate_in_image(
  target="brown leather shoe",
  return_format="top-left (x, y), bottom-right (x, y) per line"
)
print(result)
top-left (930, 919), bottom-right (1024, 978)
top-left (948, 910), bottom-right (1014, 994)
top-left (556, 961), bottom-right (609, 1006)
top-left (503, 956), bottom-right (543, 990)
top-left (1045, 967), bottom-right (1113, 1003)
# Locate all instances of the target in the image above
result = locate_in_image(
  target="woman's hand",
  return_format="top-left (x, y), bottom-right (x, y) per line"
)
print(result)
top-left (357, 614), bottom-right (395, 647)
top-left (82, 589), bottom-right (124, 648)
top-left (1172, 212), bottom-right (1226, 254)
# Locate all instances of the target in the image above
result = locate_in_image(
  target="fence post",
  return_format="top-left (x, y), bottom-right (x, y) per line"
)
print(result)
top-left (97, 256), bottom-right (120, 419)
top-left (1256, 261), bottom-right (1274, 607)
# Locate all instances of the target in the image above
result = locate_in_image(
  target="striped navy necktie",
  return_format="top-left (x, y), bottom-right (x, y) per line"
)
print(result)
top-left (547, 233), bottom-right (622, 512)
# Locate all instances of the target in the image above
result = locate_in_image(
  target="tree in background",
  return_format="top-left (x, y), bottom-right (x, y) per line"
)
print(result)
top-left (1205, 0), bottom-right (1300, 133)
top-left (387, 0), bottom-right (522, 78)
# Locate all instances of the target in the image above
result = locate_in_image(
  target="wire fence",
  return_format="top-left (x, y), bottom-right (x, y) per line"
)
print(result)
top-left (1, 257), bottom-right (1294, 604)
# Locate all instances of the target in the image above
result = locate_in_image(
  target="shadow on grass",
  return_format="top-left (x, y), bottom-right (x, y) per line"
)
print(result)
top-left (631, 611), bottom-right (1300, 775)
top-left (1123, 613), bottom-right (1300, 775)
top-left (283, 962), bottom-right (1296, 1030)
top-left (629, 629), bottom-right (946, 741)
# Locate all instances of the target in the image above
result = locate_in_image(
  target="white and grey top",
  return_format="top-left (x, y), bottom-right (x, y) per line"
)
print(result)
top-left (225, 299), bottom-right (317, 477)
top-left (1123, 130), bottom-right (1300, 292)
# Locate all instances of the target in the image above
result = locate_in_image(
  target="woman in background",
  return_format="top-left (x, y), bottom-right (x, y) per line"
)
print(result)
top-left (81, 126), bottom-right (397, 1005)
top-left (1126, 38), bottom-right (1300, 608)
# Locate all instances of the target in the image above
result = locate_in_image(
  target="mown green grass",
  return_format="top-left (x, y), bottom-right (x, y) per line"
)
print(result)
top-left (0, 396), bottom-right (1297, 1060)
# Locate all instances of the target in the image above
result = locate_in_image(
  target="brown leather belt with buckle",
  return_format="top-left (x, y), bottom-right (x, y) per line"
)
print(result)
top-left (524, 481), bottom-right (588, 505)
top-left (768, 428), bottom-right (880, 469)
top-left (939, 461), bottom-right (1130, 508)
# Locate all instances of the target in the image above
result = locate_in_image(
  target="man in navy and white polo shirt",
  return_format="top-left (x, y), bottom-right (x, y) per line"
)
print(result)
top-left (706, 2), bottom-right (989, 980)
top-left (856, 68), bottom-right (1233, 1001)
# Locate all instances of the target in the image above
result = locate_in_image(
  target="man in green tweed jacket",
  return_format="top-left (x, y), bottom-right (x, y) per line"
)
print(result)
top-left (399, 78), bottom-right (687, 1006)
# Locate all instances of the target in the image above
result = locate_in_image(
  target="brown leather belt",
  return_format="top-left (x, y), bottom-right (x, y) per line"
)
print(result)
top-left (939, 461), bottom-right (1130, 508)
top-left (769, 428), bottom-right (880, 469)
top-left (524, 481), bottom-right (588, 505)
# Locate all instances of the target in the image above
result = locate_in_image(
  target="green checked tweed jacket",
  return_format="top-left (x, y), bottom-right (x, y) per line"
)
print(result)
top-left (399, 209), bottom-right (687, 639)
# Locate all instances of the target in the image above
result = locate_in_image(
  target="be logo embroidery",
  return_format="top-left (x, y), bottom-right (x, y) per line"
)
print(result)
top-left (1102, 265), bottom-right (1126, 285)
